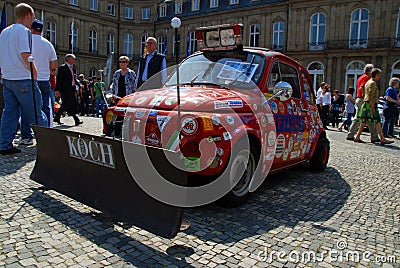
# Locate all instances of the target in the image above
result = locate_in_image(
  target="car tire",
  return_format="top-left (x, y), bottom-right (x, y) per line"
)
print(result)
top-left (220, 139), bottom-right (259, 207)
top-left (310, 136), bottom-right (330, 171)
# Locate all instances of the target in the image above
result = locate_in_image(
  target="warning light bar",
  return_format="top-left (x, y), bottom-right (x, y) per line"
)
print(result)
top-left (195, 24), bottom-right (243, 51)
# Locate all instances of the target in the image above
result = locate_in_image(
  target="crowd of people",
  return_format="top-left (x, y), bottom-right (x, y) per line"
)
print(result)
top-left (0, 3), bottom-right (167, 155)
top-left (316, 64), bottom-right (399, 145)
top-left (0, 3), bottom-right (398, 156)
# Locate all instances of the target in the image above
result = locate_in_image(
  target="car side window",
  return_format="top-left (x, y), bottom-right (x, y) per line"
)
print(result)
top-left (267, 62), bottom-right (301, 99)
top-left (302, 71), bottom-right (315, 103)
top-left (267, 63), bottom-right (281, 94)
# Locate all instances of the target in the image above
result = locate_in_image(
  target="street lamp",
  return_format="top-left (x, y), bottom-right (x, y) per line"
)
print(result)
top-left (171, 16), bottom-right (182, 141)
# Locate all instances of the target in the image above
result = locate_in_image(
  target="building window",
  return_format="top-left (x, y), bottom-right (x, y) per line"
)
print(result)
top-left (123, 34), bottom-right (133, 59)
top-left (125, 7), bottom-right (133, 19)
top-left (175, 1), bottom-right (183, 14)
top-left (395, 9), bottom-right (400, 47)
top-left (69, 27), bottom-right (78, 52)
top-left (309, 13), bottom-right (326, 51)
top-left (272, 21), bottom-right (284, 50)
top-left (141, 34), bottom-right (148, 56)
top-left (142, 8), bottom-right (150, 20)
top-left (307, 62), bottom-right (325, 91)
top-left (89, 69), bottom-right (97, 79)
top-left (349, 8), bottom-right (369, 49)
top-left (192, 0), bottom-right (200, 11)
top-left (230, 0), bottom-right (239, 4)
top-left (159, 4), bottom-right (167, 17)
top-left (69, 0), bottom-right (78, 6)
top-left (107, 34), bottom-right (114, 54)
top-left (90, 0), bottom-right (98, 11)
top-left (249, 24), bottom-right (260, 47)
top-left (46, 22), bottom-right (56, 47)
top-left (107, 3), bottom-right (116, 16)
top-left (188, 31), bottom-right (197, 55)
top-left (345, 61), bottom-right (365, 90)
top-left (391, 60), bottom-right (400, 78)
top-left (89, 30), bottom-right (97, 54)
top-left (158, 36), bottom-right (165, 54)
top-left (210, 0), bottom-right (218, 8)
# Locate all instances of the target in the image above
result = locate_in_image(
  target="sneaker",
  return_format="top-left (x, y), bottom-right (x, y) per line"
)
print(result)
top-left (18, 138), bottom-right (34, 145)
top-left (0, 146), bottom-right (21, 155)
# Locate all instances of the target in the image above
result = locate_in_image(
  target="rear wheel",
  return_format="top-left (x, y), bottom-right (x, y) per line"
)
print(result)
top-left (310, 136), bottom-right (330, 171)
top-left (220, 140), bottom-right (259, 207)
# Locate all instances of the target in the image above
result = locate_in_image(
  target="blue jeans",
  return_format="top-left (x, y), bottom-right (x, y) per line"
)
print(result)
top-left (50, 89), bottom-right (55, 115)
top-left (0, 79), bottom-right (48, 150)
top-left (95, 96), bottom-right (106, 116)
top-left (343, 112), bottom-right (354, 127)
top-left (382, 109), bottom-right (397, 136)
top-left (37, 81), bottom-right (51, 127)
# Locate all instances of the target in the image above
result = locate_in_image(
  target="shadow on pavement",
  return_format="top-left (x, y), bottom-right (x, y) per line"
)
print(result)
top-left (24, 190), bottom-right (195, 267)
top-left (0, 146), bottom-right (36, 176)
top-left (183, 165), bottom-right (351, 243)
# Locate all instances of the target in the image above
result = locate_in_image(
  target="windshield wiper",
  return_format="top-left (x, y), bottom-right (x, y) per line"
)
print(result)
top-left (190, 63), bottom-right (216, 86)
top-left (228, 55), bottom-right (256, 87)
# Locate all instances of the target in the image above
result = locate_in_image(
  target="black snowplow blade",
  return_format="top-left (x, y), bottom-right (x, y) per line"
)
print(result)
top-left (30, 126), bottom-right (186, 238)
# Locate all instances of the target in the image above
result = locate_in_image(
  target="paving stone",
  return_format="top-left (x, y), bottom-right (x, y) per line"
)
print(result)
top-left (1, 118), bottom-right (399, 267)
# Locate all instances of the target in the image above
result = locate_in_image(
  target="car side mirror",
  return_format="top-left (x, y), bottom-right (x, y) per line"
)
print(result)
top-left (273, 81), bottom-right (293, 101)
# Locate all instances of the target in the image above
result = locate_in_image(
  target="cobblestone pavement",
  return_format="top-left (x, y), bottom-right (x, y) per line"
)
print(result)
top-left (0, 116), bottom-right (399, 267)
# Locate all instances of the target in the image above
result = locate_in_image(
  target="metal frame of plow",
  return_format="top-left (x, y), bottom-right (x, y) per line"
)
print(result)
top-left (30, 126), bottom-right (186, 238)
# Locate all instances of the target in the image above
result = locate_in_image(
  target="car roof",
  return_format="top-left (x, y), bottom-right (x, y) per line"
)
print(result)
top-left (191, 47), bottom-right (299, 64)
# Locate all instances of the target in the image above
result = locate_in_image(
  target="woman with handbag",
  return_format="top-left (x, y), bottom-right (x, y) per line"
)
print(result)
top-left (354, 68), bottom-right (393, 145)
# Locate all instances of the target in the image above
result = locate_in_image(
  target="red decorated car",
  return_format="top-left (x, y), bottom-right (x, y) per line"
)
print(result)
top-left (102, 24), bottom-right (329, 206)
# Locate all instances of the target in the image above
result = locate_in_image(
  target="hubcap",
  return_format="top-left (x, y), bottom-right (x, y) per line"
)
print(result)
top-left (230, 150), bottom-right (254, 197)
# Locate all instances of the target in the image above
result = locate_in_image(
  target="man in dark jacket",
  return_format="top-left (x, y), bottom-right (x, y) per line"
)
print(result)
top-left (135, 37), bottom-right (167, 90)
top-left (54, 54), bottom-right (82, 126)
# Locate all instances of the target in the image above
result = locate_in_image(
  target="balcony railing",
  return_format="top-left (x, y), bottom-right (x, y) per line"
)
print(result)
top-left (324, 38), bottom-right (392, 50)
top-left (68, 47), bottom-right (79, 53)
top-left (272, 44), bottom-right (283, 51)
top-left (395, 38), bottom-right (400, 48)
top-left (309, 42), bottom-right (326, 51)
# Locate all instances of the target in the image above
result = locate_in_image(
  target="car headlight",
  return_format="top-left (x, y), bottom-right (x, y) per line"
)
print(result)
top-left (105, 110), bottom-right (115, 124)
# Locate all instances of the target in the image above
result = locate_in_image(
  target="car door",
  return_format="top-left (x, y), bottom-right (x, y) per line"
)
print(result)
top-left (267, 59), bottom-right (305, 168)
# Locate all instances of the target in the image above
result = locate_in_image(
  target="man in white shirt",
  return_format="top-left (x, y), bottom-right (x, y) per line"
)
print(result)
top-left (0, 3), bottom-right (47, 155)
top-left (29, 19), bottom-right (57, 128)
top-left (315, 82), bottom-right (327, 107)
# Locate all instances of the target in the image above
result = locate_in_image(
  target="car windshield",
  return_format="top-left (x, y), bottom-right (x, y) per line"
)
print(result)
top-left (166, 51), bottom-right (266, 89)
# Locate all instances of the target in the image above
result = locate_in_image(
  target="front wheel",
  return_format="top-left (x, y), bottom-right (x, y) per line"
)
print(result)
top-left (220, 140), bottom-right (259, 207)
top-left (105, 122), bottom-right (114, 137)
top-left (310, 136), bottom-right (330, 171)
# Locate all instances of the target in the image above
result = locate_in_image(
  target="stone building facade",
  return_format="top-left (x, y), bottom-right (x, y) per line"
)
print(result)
top-left (1, 0), bottom-right (400, 93)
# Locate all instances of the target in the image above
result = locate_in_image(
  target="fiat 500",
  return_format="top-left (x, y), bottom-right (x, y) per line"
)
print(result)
top-left (103, 24), bottom-right (329, 206)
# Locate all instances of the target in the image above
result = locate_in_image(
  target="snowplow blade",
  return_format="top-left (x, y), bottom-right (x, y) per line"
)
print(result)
top-left (30, 126), bottom-right (186, 238)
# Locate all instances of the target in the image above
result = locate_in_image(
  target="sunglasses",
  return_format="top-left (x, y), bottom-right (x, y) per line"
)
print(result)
top-left (119, 61), bottom-right (127, 63)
